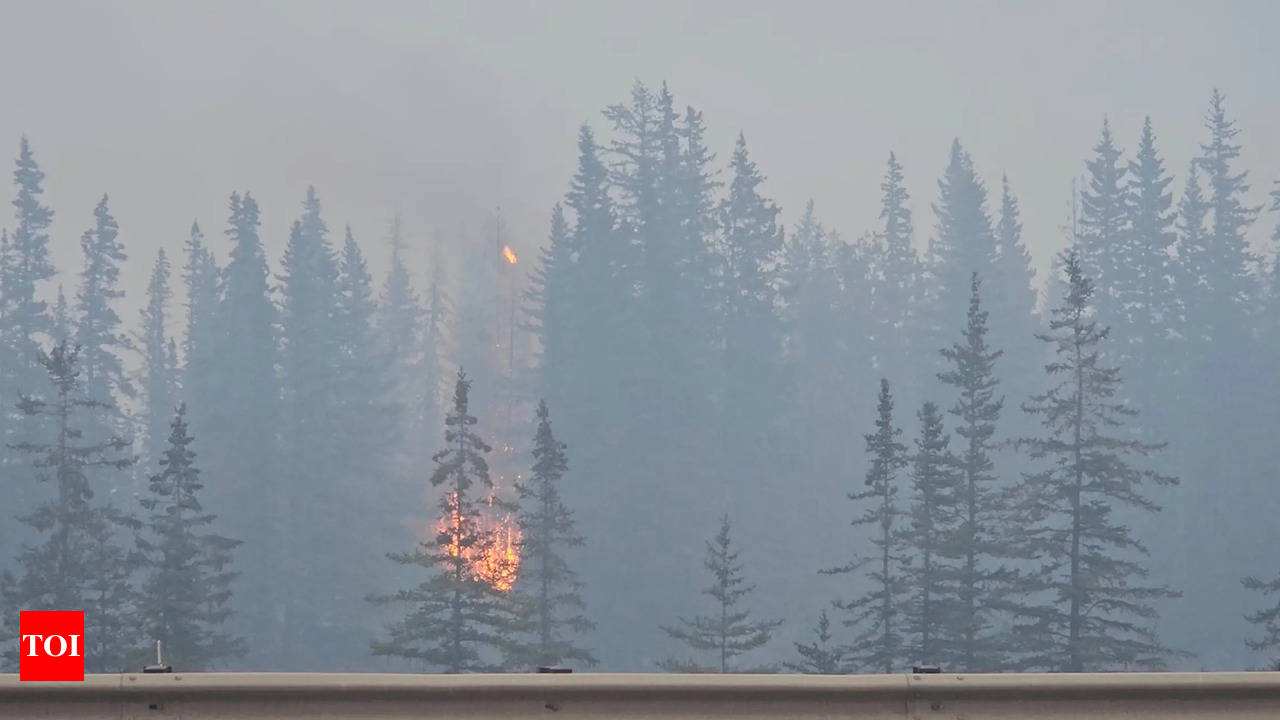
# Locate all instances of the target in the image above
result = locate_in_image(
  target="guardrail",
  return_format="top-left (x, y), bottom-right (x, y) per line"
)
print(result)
top-left (2, 671), bottom-right (1278, 719)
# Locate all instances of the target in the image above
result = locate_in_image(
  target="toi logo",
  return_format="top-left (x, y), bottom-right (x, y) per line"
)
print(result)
top-left (19, 611), bottom-right (84, 681)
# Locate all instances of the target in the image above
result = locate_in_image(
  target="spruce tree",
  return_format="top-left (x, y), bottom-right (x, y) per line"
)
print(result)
top-left (783, 609), bottom-right (845, 674)
top-left (714, 133), bottom-right (786, 488)
top-left (658, 515), bottom-right (781, 673)
top-left (137, 403), bottom-right (245, 670)
top-left (75, 194), bottom-right (134, 422)
top-left (370, 370), bottom-right (514, 672)
top-left (1011, 251), bottom-right (1179, 671)
top-left (869, 153), bottom-right (922, 388)
top-left (825, 379), bottom-right (909, 673)
top-left (1243, 569), bottom-right (1280, 667)
top-left (0, 342), bottom-right (140, 671)
top-left (179, 221), bottom-right (220, 452)
top-left (0, 138), bottom-right (57, 545)
top-left (207, 191), bottom-right (279, 665)
top-left (1078, 118), bottom-right (1130, 329)
top-left (138, 249), bottom-right (178, 479)
top-left (936, 272), bottom-right (1008, 670)
top-left (900, 400), bottom-right (960, 668)
top-left (376, 215), bottom-right (426, 474)
top-left (925, 140), bottom-right (1000, 377)
top-left (508, 400), bottom-right (595, 668)
top-left (1118, 117), bottom-right (1178, 383)
top-left (1193, 89), bottom-right (1260, 343)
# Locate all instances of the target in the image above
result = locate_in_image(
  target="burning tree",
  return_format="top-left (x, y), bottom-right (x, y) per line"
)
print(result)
top-left (369, 370), bottom-right (520, 672)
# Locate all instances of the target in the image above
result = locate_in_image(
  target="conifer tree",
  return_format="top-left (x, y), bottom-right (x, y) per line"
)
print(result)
top-left (0, 139), bottom-right (57, 539)
top-left (936, 272), bottom-right (1009, 670)
top-left (1192, 89), bottom-right (1260, 343)
top-left (659, 515), bottom-right (781, 673)
top-left (180, 221), bottom-right (220, 449)
top-left (869, 153), bottom-right (921, 386)
top-left (376, 215), bottom-right (426, 472)
top-left (509, 400), bottom-right (595, 668)
top-left (370, 371), bottom-right (514, 672)
top-left (1011, 251), bottom-right (1179, 671)
top-left (137, 403), bottom-right (245, 670)
top-left (0, 342), bottom-right (140, 671)
top-left (75, 194), bottom-right (134, 421)
top-left (1078, 118), bottom-right (1130, 328)
top-left (714, 134), bottom-right (786, 483)
top-left (825, 379), bottom-right (909, 673)
top-left (138, 249), bottom-right (177, 476)
top-left (1174, 167), bottom-right (1210, 346)
top-left (783, 609), bottom-right (844, 674)
top-left (925, 140), bottom-right (1000, 376)
top-left (900, 400), bottom-right (960, 668)
top-left (207, 191), bottom-right (279, 664)
top-left (1118, 117), bottom-right (1178, 382)
top-left (1243, 568), bottom-right (1280, 666)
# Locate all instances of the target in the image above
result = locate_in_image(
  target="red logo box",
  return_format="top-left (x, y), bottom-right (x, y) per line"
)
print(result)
top-left (19, 611), bottom-right (84, 681)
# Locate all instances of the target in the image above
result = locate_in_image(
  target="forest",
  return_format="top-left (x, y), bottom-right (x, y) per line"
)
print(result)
top-left (1, 79), bottom-right (1279, 675)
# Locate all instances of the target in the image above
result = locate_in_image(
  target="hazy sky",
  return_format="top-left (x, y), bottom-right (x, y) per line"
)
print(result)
top-left (0, 0), bottom-right (1277, 323)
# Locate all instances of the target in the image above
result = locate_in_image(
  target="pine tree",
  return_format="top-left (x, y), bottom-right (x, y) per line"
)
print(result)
top-left (75, 194), bottom-right (134, 420)
top-left (138, 249), bottom-right (178, 479)
top-left (0, 138), bottom-right (57, 544)
top-left (900, 400), bottom-right (960, 668)
top-left (1174, 166), bottom-right (1210, 346)
top-left (1118, 117), bottom-right (1178, 382)
top-left (370, 371), bottom-right (515, 672)
top-left (180, 221), bottom-right (220, 450)
top-left (936, 272), bottom-right (1009, 670)
top-left (376, 214), bottom-right (426, 475)
top-left (825, 379), bottom-right (909, 673)
top-left (925, 140), bottom-right (1000, 376)
top-left (1078, 118), bottom-right (1130, 329)
top-left (1010, 251), bottom-right (1179, 671)
top-left (783, 609), bottom-right (844, 674)
top-left (1243, 568), bottom-right (1280, 666)
top-left (1192, 89), bottom-right (1260, 343)
top-left (275, 187), bottom-right (346, 662)
top-left (509, 400), bottom-right (595, 668)
top-left (207, 191), bottom-right (279, 664)
top-left (989, 174), bottom-right (1041, 403)
top-left (869, 153), bottom-right (922, 386)
top-left (659, 515), bottom-right (781, 672)
top-left (0, 342), bottom-right (140, 671)
top-left (714, 133), bottom-right (786, 485)
top-left (137, 403), bottom-right (245, 670)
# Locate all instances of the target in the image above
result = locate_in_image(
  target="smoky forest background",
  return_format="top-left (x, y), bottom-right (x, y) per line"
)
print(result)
top-left (2, 1), bottom-right (1280, 677)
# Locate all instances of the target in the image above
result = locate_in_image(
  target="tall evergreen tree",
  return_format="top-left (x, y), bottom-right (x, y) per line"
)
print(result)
top-left (138, 249), bottom-right (178, 476)
top-left (370, 371), bottom-right (514, 672)
top-left (1010, 251), bottom-right (1178, 671)
top-left (1191, 89), bottom-right (1260, 343)
top-left (783, 609), bottom-right (845, 674)
top-left (179, 221), bottom-right (220, 450)
top-left (936, 273), bottom-right (1009, 670)
top-left (207, 191), bottom-right (279, 665)
top-left (0, 138), bottom-right (57, 546)
top-left (75, 194), bottom-right (134, 423)
top-left (714, 133), bottom-right (786, 486)
top-left (1078, 118), bottom-right (1130, 329)
top-left (658, 515), bottom-right (781, 673)
top-left (869, 153), bottom-right (922, 387)
top-left (925, 140), bottom-right (1000, 376)
top-left (137, 403), bottom-right (245, 670)
top-left (825, 379), bottom-right (909, 673)
top-left (0, 342), bottom-right (140, 671)
top-left (376, 215), bottom-right (426, 475)
top-left (1117, 117), bottom-right (1178, 385)
top-left (900, 400), bottom-right (960, 668)
top-left (509, 400), bottom-right (595, 668)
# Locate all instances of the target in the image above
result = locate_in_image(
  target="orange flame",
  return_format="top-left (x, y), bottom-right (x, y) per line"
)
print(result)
top-left (436, 491), bottom-right (521, 593)
top-left (502, 245), bottom-right (518, 265)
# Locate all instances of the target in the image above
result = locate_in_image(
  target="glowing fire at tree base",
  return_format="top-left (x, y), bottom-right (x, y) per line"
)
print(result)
top-left (436, 491), bottom-right (521, 593)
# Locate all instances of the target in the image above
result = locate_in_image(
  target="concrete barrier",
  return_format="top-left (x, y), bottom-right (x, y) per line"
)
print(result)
top-left (1, 671), bottom-right (1278, 719)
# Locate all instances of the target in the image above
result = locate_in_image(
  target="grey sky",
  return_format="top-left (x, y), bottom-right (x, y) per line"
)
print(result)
top-left (1, 0), bottom-right (1277, 323)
